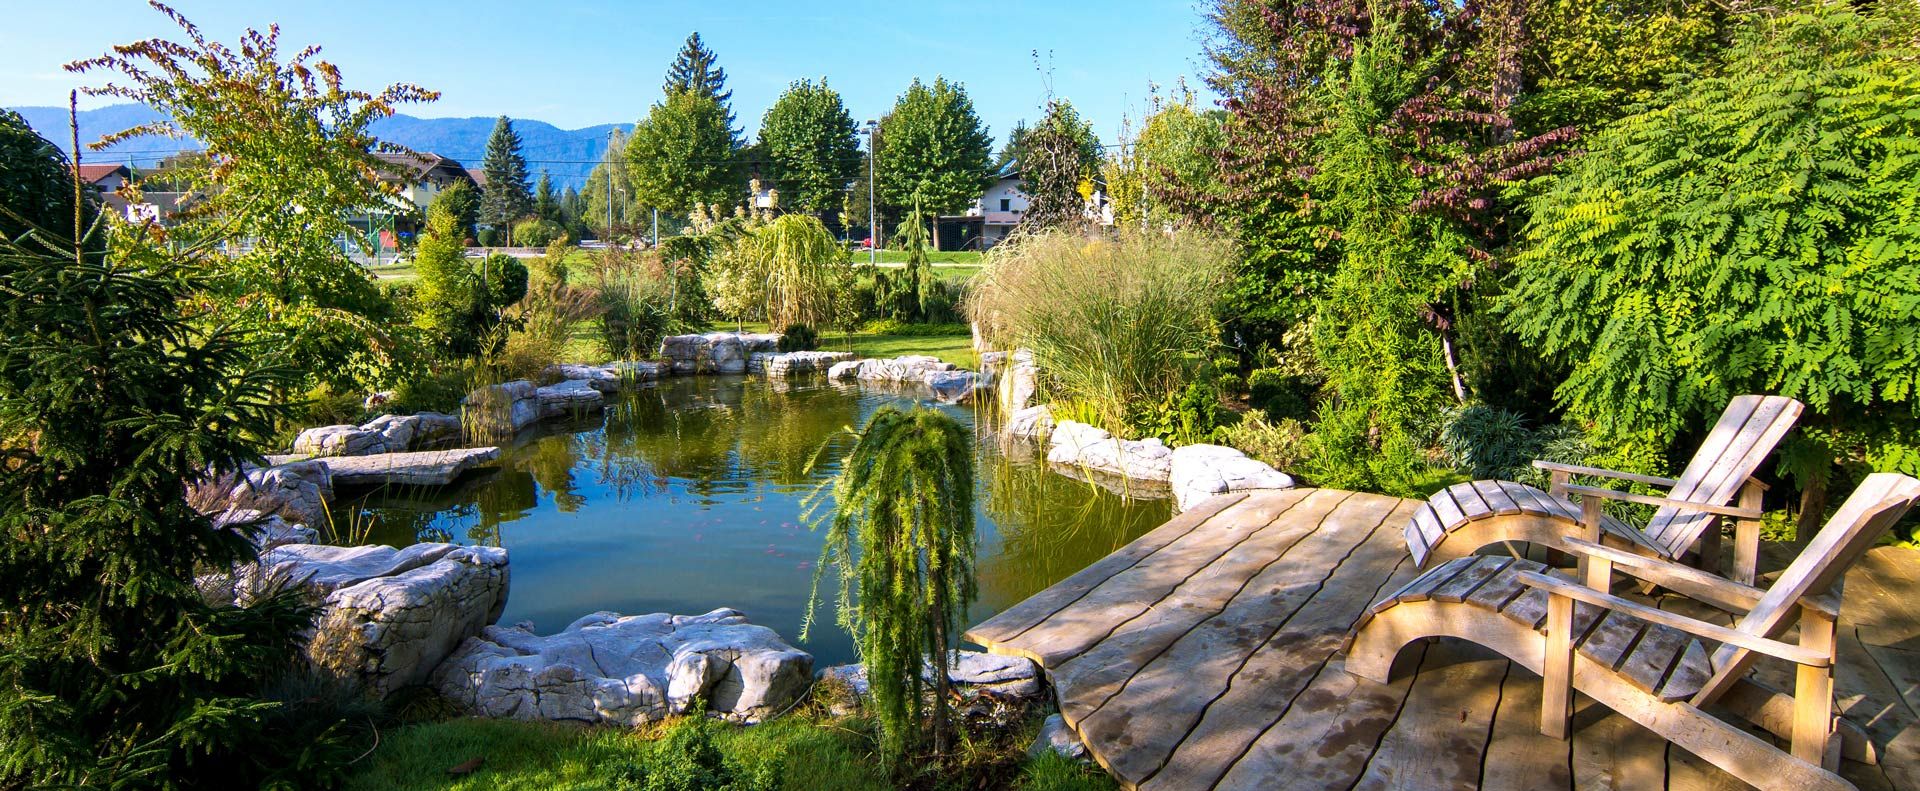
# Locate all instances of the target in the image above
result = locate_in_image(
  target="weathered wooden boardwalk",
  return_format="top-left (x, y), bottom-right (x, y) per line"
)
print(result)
top-left (964, 488), bottom-right (1920, 791)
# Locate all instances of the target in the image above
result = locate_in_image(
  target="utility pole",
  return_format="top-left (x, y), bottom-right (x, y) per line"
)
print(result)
top-left (605, 129), bottom-right (615, 244)
top-left (864, 119), bottom-right (878, 265)
top-left (652, 207), bottom-right (659, 249)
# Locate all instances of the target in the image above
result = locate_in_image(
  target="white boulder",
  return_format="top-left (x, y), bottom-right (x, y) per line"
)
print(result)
top-left (923, 370), bottom-right (986, 404)
top-left (661, 333), bottom-right (782, 375)
top-left (1046, 420), bottom-right (1174, 483)
top-left (1004, 405), bottom-right (1056, 443)
top-left (320, 447), bottom-right (500, 488)
top-left (750, 350), bottom-right (854, 376)
top-left (1030, 714), bottom-right (1089, 762)
top-left (213, 508), bottom-right (316, 551)
top-left (464, 380), bottom-right (543, 436)
top-left (536, 379), bottom-right (606, 418)
top-left (1169, 444), bottom-right (1296, 511)
top-left (260, 542), bottom-right (510, 698)
top-left (432, 608), bottom-right (813, 725)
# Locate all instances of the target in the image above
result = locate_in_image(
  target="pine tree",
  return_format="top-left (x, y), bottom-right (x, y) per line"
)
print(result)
top-left (480, 116), bottom-right (532, 237)
top-left (533, 171), bottom-right (558, 223)
top-left (664, 32), bottom-right (737, 135)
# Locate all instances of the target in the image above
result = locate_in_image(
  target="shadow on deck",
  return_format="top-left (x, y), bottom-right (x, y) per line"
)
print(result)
top-left (963, 488), bottom-right (1920, 791)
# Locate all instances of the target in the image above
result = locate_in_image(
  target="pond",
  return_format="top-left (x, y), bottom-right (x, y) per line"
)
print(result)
top-left (347, 375), bottom-right (1172, 667)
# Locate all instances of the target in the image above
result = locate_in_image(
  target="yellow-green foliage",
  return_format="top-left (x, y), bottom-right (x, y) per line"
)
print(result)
top-left (968, 228), bottom-right (1232, 433)
top-left (715, 214), bottom-right (850, 328)
top-left (1503, 6), bottom-right (1920, 484)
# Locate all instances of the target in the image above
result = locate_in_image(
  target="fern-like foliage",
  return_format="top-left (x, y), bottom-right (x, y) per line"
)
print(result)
top-left (1503, 6), bottom-right (1920, 480)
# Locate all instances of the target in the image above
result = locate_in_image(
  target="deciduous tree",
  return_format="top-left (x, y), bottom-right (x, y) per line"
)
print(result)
top-left (874, 77), bottom-right (993, 219)
top-left (628, 90), bottom-right (741, 215)
top-left (759, 78), bottom-right (860, 216)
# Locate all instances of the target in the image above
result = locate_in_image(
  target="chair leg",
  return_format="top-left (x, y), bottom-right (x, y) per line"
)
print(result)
top-left (1793, 608), bottom-right (1839, 769)
top-left (1541, 593), bottom-right (1574, 739)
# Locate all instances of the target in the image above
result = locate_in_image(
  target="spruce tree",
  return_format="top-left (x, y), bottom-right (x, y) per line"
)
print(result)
top-left (0, 127), bottom-right (318, 786)
top-left (480, 116), bottom-right (532, 237)
top-left (664, 32), bottom-right (737, 135)
top-left (533, 171), bottom-right (558, 223)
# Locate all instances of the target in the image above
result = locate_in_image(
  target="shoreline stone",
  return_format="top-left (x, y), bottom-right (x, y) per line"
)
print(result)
top-left (259, 542), bottom-right (510, 698)
top-left (661, 332), bottom-right (781, 375)
top-left (1168, 444), bottom-right (1295, 511)
top-left (1046, 420), bottom-right (1174, 483)
top-left (749, 350), bottom-right (854, 377)
top-left (432, 608), bottom-right (813, 725)
top-left (292, 411), bottom-right (462, 458)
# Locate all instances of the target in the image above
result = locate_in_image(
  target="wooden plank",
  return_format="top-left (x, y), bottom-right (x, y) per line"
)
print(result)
top-left (1213, 644), bottom-right (1426, 791)
top-left (1374, 556), bottom-right (1478, 613)
top-left (1431, 556), bottom-right (1515, 603)
top-left (1661, 639), bottom-right (1712, 701)
top-left (1430, 487), bottom-right (1470, 528)
top-left (1081, 492), bottom-right (1406, 786)
top-left (1048, 489), bottom-right (1328, 726)
top-left (997, 490), bottom-right (1320, 666)
top-left (1665, 744), bottom-right (1758, 791)
top-left (1467, 558), bottom-right (1547, 613)
top-left (1501, 586), bottom-right (1552, 630)
top-left (1473, 480), bottom-right (1524, 515)
top-left (1411, 506), bottom-right (1447, 549)
top-left (1649, 396), bottom-right (1794, 553)
top-left (964, 490), bottom-right (1254, 647)
top-left (1478, 660), bottom-right (1574, 791)
top-left (1617, 623), bottom-right (1688, 694)
top-left (1577, 610), bottom-right (1648, 672)
top-left (1452, 483), bottom-right (1494, 519)
top-left (1350, 641), bottom-right (1508, 791)
top-left (1502, 480), bottom-right (1563, 518)
top-left (1570, 695), bottom-right (1670, 790)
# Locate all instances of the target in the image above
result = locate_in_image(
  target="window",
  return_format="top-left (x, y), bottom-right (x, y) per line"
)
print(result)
top-left (999, 198), bottom-right (1011, 212)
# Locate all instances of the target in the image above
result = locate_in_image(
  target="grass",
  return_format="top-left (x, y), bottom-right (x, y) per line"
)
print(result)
top-left (855, 249), bottom-right (983, 265)
top-left (344, 716), bottom-right (893, 791)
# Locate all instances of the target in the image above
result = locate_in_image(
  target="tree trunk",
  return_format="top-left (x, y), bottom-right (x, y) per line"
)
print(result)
top-left (928, 215), bottom-right (940, 252)
top-left (1795, 477), bottom-right (1828, 549)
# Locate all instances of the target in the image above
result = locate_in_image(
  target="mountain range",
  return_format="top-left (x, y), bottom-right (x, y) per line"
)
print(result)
top-left (8, 103), bottom-right (630, 190)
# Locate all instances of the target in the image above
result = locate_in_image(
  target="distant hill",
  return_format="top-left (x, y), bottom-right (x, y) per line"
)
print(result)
top-left (8, 103), bottom-right (628, 190)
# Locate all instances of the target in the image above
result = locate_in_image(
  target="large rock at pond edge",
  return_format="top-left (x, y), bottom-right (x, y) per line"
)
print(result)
top-left (852, 355), bottom-right (955, 383)
top-left (432, 608), bottom-right (813, 725)
top-left (749, 350), bottom-right (854, 376)
top-left (227, 459), bottom-right (333, 528)
top-left (1168, 444), bottom-right (1296, 511)
top-left (259, 542), bottom-right (510, 698)
top-left (1046, 420), bottom-right (1174, 483)
top-left (213, 508), bottom-right (317, 550)
top-left (321, 447), bottom-right (500, 488)
top-left (464, 380), bottom-right (542, 436)
top-left (998, 349), bottom-right (1039, 414)
top-left (1004, 405), bottom-right (1056, 443)
top-left (923, 369), bottom-right (986, 404)
top-left (536, 379), bottom-right (606, 418)
top-left (819, 651), bottom-right (1044, 717)
top-left (292, 412), bottom-right (463, 458)
top-left (826, 360), bottom-right (863, 381)
top-left (660, 332), bottom-right (781, 375)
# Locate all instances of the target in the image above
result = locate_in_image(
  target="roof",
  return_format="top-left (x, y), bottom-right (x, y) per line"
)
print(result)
top-left (372, 151), bottom-right (472, 186)
top-left (76, 163), bottom-right (130, 185)
top-left (465, 167), bottom-right (487, 188)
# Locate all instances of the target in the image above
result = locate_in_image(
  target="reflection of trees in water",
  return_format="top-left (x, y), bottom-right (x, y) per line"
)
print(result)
top-left (975, 453), bottom-right (1171, 607)
top-left (732, 380), bottom-right (863, 490)
top-left (342, 466), bottom-right (535, 548)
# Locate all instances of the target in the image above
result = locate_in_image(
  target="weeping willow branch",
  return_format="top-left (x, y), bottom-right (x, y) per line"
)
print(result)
top-left (802, 405), bottom-right (978, 762)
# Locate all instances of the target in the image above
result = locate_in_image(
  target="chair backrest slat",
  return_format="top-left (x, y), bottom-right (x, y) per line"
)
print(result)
top-left (1646, 396), bottom-right (1804, 557)
top-left (1693, 473), bottom-right (1920, 704)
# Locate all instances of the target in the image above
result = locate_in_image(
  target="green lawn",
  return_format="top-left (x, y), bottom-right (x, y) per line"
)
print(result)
top-left (854, 249), bottom-right (983, 265)
top-left (819, 328), bottom-right (976, 368)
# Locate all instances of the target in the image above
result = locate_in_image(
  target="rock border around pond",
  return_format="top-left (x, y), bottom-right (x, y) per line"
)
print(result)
top-left (432, 607), bottom-right (814, 726)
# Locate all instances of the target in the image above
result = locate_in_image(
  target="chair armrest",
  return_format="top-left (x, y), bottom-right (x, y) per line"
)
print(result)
top-left (1560, 484), bottom-right (1765, 519)
top-left (1558, 538), bottom-right (1764, 614)
top-left (1516, 571), bottom-right (1829, 667)
top-left (1533, 460), bottom-right (1679, 489)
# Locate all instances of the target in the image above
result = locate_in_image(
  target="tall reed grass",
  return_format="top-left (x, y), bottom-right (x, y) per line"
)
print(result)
top-left (967, 228), bottom-right (1233, 433)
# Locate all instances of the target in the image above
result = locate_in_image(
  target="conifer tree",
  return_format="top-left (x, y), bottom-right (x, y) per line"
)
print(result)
top-left (480, 115), bottom-right (532, 236)
top-left (664, 32), bottom-right (737, 134)
top-left (533, 171), bottom-right (558, 223)
top-left (806, 406), bottom-right (977, 761)
top-left (0, 121), bottom-right (318, 787)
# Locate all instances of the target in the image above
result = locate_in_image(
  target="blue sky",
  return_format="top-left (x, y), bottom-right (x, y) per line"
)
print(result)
top-left (2, 1), bottom-right (1219, 148)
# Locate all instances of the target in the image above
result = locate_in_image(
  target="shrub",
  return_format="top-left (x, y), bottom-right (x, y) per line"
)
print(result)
top-left (591, 249), bottom-right (683, 360)
top-left (1127, 381), bottom-right (1231, 446)
top-left (968, 228), bottom-right (1232, 433)
top-left (1247, 368), bottom-right (1317, 421)
top-left (1220, 412), bottom-right (1311, 472)
top-left (1502, 6), bottom-right (1920, 498)
top-left (513, 217), bottom-right (565, 248)
top-left (713, 215), bottom-right (851, 328)
top-left (477, 227), bottom-right (503, 246)
top-left (777, 323), bottom-right (819, 352)
top-left (1439, 405), bottom-right (1537, 481)
top-left (483, 252), bottom-right (529, 309)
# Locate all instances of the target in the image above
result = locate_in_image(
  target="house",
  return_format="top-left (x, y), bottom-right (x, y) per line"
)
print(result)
top-left (373, 151), bottom-right (476, 212)
top-left (76, 163), bottom-right (131, 194)
top-left (936, 163), bottom-right (1026, 250)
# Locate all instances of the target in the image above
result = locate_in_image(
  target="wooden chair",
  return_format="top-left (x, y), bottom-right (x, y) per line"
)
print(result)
top-left (1349, 472), bottom-right (1920, 791)
top-left (1407, 395), bottom-right (1803, 584)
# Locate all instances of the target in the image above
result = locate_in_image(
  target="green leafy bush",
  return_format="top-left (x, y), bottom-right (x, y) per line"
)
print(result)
top-left (777, 323), bottom-right (819, 352)
top-left (1503, 7), bottom-right (1920, 488)
top-left (513, 217), bottom-right (565, 247)
top-left (1439, 405), bottom-right (1536, 481)
top-left (1247, 368), bottom-right (1317, 422)
top-left (483, 252), bottom-right (530, 309)
top-left (1127, 381), bottom-right (1231, 446)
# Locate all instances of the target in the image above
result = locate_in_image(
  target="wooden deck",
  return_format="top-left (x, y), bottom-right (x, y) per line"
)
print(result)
top-left (963, 488), bottom-right (1920, 791)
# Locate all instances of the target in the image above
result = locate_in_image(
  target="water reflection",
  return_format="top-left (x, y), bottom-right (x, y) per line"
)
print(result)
top-left (344, 375), bottom-right (1171, 667)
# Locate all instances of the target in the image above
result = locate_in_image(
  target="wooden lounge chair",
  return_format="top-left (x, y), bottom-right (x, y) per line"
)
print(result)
top-left (1349, 472), bottom-right (1920, 791)
top-left (1407, 394), bottom-right (1803, 584)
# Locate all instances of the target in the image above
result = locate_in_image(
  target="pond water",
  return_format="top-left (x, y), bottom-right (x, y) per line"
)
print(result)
top-left (347, 375), bottom-right (1172, 667)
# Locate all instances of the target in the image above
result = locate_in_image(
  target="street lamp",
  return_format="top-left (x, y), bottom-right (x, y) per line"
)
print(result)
top-left (863, 119), bottom-right (878, 266)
